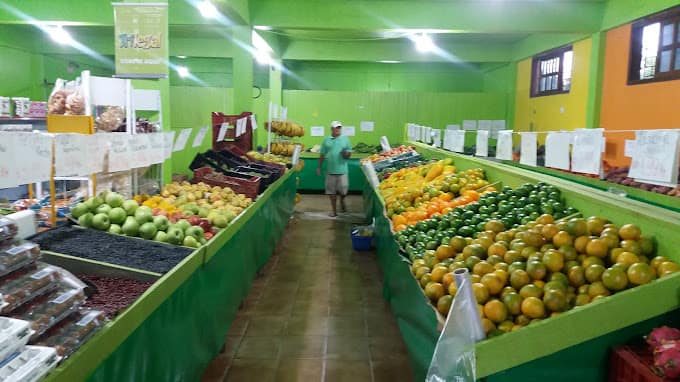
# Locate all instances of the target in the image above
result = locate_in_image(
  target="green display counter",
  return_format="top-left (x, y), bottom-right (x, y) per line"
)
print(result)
top-left (45, 171), bottom-right (297, 382)
top-left (298, 152), bottom-right (369, 192)
top-left (364, 143), bottom-right (680, 381)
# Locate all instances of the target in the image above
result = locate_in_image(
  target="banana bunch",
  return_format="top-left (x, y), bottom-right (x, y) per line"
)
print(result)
top-left (269, 121), bottom-right (305, 137)
top-left (247, 151), bottom-right (292, 165)
top-left (271, 141), bottom-right (304, 156)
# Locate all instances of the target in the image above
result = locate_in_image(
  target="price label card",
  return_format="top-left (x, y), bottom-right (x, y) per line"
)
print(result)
top-left (217, 123), bottom-right (229, 142)
top-left (443, 130), bottom-right (454, 151)
top-left (291, 144), bottom-right (302, 166)
top-left (495, 130), bottom-right (513, 160)
top-left (14, 132), bottom-right (52, 184)
top-left (380, 136), bottom-right (391, 152)
top-left (55, 133), bottom-right (89, 176)
top-left (84, 134), bottom-right (108, 174)
top-left (545, 132), bottom-right (571, 170)
top-left (463, 120), bottom-right (477, 131)
top-left (163, 131), bottom-right (176, 160)
top-left (624, 140), bottom-right (636, 157)
top-left (173, 128), bottom-right (192, 152)
top-left (475, 130), bottom-right (489, 157)
top-left (108, 133), bottom-right (132, 172)
top-left (360, 121), bottom-right (374, 132)
top-left (446, 124), bottom-right (460, 131)
top-left (432, 129), bottom-right (442, 148)
top-left (362, 162), bottom-right (380, 188)
top-left (452, 130), bottom-right (466, 153)
top-left (310, 126), bottom-right (325, 137)
top-left (129, 134), bottom-right (151, 168)
top-left (342, 126), bottom-right (355, 137)
top-left (250, 114), bottom-right (258, 131)
top-left (629, 130), bottom-right (680, 185)
top-left (571, 130), bottom-right (603, 175)
top-left (0, 133), bottom-right (18, 188)
top-left (148, 133), bottom-right (165, 164)
top-left (520, 132), bottom-right (538, 167)
top-left (193, 126), bottom-right (209, 147)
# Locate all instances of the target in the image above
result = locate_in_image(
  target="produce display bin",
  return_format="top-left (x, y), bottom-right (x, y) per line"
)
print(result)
top-left (363, 142), bottom-right (680, 381)
top-left (42, 171), bottom-right (296, 381)
top-left (298, 152), bottom-right (369, 192)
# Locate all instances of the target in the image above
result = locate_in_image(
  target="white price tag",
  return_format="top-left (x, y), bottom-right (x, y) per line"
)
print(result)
top-left (108, 133), bottom-right (132, 172)
top-left (193, 126), bottom-right (209, 147)
top-left (452, 130), bottom-right (466, 153)
top-left (310, 126), bottom-right (325, 137)
top-left (163, 131), bottom-right (175, 160)
top-left (173, 128), bottom-right (192, 152)
top-left (380, 136), bottom-right (391, 152)
top-left (84, 134), bottom-right (108, 173)
top-left (217, 123), bottom-right (229, 142)
top-left (495, 130), bottom-right (513, 160)
top-left (520, 132), bottom-right (538, 167)
top-left (342, 126), bottom-right (355, 137)
top-left (55, 134), bottom-right (89, 176)
top-left (129, 134), bottom-right (151, 169)
top-left (475, 130), bottom-right (489, 157)
top-left (360, 121), bottom-right (374, 132)
top-left (291, 144), bottom-right (302, 166)
top-left (571, 130), bottom-right (603, 175)
top-left (14, 132), bottom-right (52, 184)
top-left (250, 114), bottom-right (258, 131)
top-left (432, 129), bottom-right (442, 148)
top-left (148, 133), bottom-right (165, 165)
top-left (629, 130), bottom-right (680, 185)
top-left (545, 132), bottom-right (571, 170)
top-left (0, 133), bottom-right (18, 188)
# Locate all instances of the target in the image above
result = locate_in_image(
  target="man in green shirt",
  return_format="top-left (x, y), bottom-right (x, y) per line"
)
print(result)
top-left (317, 121), bottom-right (352, 217)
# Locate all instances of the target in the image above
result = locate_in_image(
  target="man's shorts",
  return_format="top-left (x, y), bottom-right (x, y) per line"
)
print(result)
top-left (325, 174), bottom-right (349, 196)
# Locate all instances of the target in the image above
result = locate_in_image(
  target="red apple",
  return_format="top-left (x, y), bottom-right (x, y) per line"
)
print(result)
top-left (204, 231), bottom-right (214, 240)
top-left (188, 216), bottom-right (202, 226)
top-left (198, 219), bottom-right (212, 232)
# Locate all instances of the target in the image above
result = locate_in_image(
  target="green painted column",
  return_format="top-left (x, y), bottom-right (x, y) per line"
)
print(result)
top-left (232, 26), bottom-right (254, 114)
top-left (269, 59), bottom-right (282, 106)
top-left (506, 62), bottom-right (518, 131)
top-left (585, 31), bottom-right (606, 128)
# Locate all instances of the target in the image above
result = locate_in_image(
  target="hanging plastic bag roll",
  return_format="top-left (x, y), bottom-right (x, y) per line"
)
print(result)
top-left (426, 268), bottom-right (485, 382)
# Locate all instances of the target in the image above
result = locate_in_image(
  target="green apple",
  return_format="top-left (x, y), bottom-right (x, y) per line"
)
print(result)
top-left (152, 215), bottom-right (169, 232)
top-left (71, 203), bottom-right (89, 219)
top-left (134, 208), bottom-right (153, 225)
top-left (166, 227), bottom-right (184, 245)
top-left (137, 206), bottom-right (153, 215)
top-left (78, 212), bottom-right (94, 228)
top-left (90, 196), bottom-right (104, 210)
top-left (185, 226), bottom-right (204, 241)
top-left (105, 192), bottom-right (124, 208)
top-left (108, 207), bottom-right (127, 225)
top-left (139, 222), bottom-right (158, 240)
top-left (95, 204), bottom-right (112, 215)
top-left (198, 208), bottom-right (209, 218)
top-left (92, 213), bottom-right (111, 231)
top-left (122, 200), bottom-right (139, 216)
top-left (183, 235), bottom-right (199, 248)
top-left (108, 224), bottom-right (122, 234)
top-left (154, 231), bottom-right (168, 243)
top-left (122, 216), bottom-right (140, 236)
top-left (212, 215), bottom-right (229, 229)
top-left (175, 219), bottom-right (191, 232)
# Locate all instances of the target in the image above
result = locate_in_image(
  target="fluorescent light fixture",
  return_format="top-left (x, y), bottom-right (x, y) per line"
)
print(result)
top-left (177, 55), bottom-right (187, 59)
top-left (410, 33), bottom-right (436, 53)
top-left (48, 25), bottom-right (74, 45)
top-left (254, 25), bottom-right (272, 31)
top-left (252, 30), bottom-right (273, 53)
top-left (378, 60), bottom-right (401, 64)
top-left (197, 0), bottom-right (219, 19)
top-left (176, 66), bottom-right (190, 78)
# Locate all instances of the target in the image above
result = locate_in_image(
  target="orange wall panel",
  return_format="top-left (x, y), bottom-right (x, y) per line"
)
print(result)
top-left (600, 23), bottom-right (680, 166)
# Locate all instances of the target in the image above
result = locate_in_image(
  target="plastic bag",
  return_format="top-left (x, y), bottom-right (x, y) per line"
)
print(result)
top-left (47, 79), bottom-right (68, 115)
top-left (426, 268), bottom-right (485, 382)
top-left (65, 78), bottom-right (85, 116)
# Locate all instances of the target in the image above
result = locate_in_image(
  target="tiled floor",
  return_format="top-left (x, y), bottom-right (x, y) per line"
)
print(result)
top-left (201, 194), bottom-right (414, 382)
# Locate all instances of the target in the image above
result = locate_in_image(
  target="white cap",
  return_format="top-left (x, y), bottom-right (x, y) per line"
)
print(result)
top-left (331, 120), bottom-right (342, 128)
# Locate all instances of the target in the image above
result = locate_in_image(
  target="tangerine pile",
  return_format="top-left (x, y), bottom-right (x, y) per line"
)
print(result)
top-left (411, 214), bottom-right (680, 337)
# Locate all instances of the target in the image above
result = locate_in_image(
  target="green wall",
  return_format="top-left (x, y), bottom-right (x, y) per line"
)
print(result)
top-left (0, 45), bottom-right (45, 100)
top-left (283, 61), bottom-right (485, 92)
top-left (168, 57), bottom-right (270, 89)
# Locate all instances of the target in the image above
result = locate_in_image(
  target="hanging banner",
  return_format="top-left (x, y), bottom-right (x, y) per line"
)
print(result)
top-left (113, 3), bottom-right (168, 78)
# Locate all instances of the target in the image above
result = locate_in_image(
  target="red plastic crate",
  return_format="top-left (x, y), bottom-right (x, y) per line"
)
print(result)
top-left (609, 346), bottom-right (664, 382)
top-left (193, 167), bottom-right (260, 199)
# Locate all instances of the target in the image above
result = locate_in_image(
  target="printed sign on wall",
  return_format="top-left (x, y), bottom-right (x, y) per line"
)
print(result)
top-left (113, 3), bottom-right (168, 78)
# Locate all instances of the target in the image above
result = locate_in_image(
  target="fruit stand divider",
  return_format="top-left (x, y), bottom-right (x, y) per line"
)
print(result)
top-left (43, 171), bottom-right (296, 382)
top-left (364, 143), bottom-right (680, 381)
top-left (297, 152), bottom-right (370, 192)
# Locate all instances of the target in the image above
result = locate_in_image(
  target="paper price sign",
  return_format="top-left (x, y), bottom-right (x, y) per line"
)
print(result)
top-left (475, 130), bottom-right (489, 157)
top-left (360, 121), bottom-right (374, 132)
top-left (291, 144), bottom-right (302, 166)
top-left (173, 128), bottom-right (192, 152)
top-left (193, 126), bottom-right (209, 147)
top-left (108, 133), bottom-right (132, 172)
top-left (380, 136), bottom-right (391, 152)
top-left (432, 129), bottom-right (442, 148)
top-left (55, 134), bottom-right (89, 176)
top-left (545, 132), bottom-right (571, 170)
top-left (520, 132), bottom-right (537, 167)
top-left (571, 130), bottom-right (603, 175)
top-left (0, 133), bottom-right (18, 188)
top-left (84, 134), bottom-right (107, 174)
top-left (14, 132), bottom-right (52, 185)
top-left (629, 130), bottom-right (680, 185)
top-left (148, 133), bottom-right (165, 164)
top-left (250, 115), bottom-right (258, 131)
top-left (163, 131), bottom-right (175, 160)
top-left (451, 131), bottom-right (466, 153)
top-left (495, 130), bottom-right (513, 160)
top-left (342, 126), bottom-right (355, 137)
top-left (129, 134), bottom-right (151, 168)
top-left (217, 123), bottom-right (229, 142)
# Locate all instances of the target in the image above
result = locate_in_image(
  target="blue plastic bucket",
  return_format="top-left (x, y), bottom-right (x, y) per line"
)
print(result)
top-left (350, 228), bottom-right (373, 251)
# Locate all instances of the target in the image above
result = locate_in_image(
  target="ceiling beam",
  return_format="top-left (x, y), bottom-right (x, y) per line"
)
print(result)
top-left (281, 39), bottom-right (512, 63)
top-left (251, 0), bottom-right (605, 34)
top-left (511, 33), bottom-right (590, 61)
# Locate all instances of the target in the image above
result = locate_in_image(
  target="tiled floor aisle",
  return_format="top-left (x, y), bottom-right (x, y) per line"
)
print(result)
top-left (201, 194), bottom-right (414, 382)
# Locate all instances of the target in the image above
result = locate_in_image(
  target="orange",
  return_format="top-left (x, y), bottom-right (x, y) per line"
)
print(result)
top-left (602, 267), bottom-right (628, 291)
top-left (394, 224), bottom-right (407, 232)
top-left (523, 231), bottom-right (546, 248)
top-left (574, 293), bottom-right (591, 306)
top-left (493, 269), bottom-right (509, 284)
top-left (574, 236), bottom-right (590, 254)
top-left (497, 320), bottom-right (515, 333)
top-left (494, 262), bottom-right (509, 272)
top-left (586, 239), bottom-right (609, 258)
top-left (392, 214), bottom-right (407, 226)
top-left (586, 217), bottom-right (607, 236)
top-left (515, 314), bottom-right (531, 326)
top-left (442, 272), bottom-right (455, 290)
top-left (473, 261), bottom-right (495, 276)
top-left (519, 284), bottom-right (544, 299)
top-left (481, 273), bottom-right (504, 295)
top-left (639, 236), bottom-right (656, 256)
top-left (504, 250), bottom-right (521, 264)
top-left (619, 224), bottom-right (641, 241)
top-left (541, 224), bottom-right (559, 240)
top-left (487, 255), bottom-right (504, 266)
top-left (420, 273), bottom-right (433, 287)
top-left (521, 297), bottom-right (546, 319)
top-left (567, 265), bottom-right (587, 287)
top-left (582, 256), bottom-right (605, 269)
top-left (430, 266), bottom-right (449, 283)
top-left (425, 282), bottom-right (445, 301)
top-left (533, 279), bottom-right (546, 289)
top-left (621, 240), bottom-right (642, 256)
top-left (502, 292), bottom-right (522, 315)
top-left (463, 244), bottom-right (486, 260)
top-left (437, 295), bottom-right (453, 316)
top-left (600, 234), bottom-right (621, 250)
top-left (565, 219), bottom-right (589, 237)
top-left (472, 283), bottom-right (490, 304)
top-left (543, 289), bottom-right (569, 312)
top-left (585, 264), bottom-right (605, 283)
top-left (536, 214), bottom-right (555, 225)
top-left (462, 189), bottom-right (480, 201)
top-left (484, 299), bottom-right (508, 323)
top-left (484, 220), bottom-right (505, 233)
top-left (449, 237), bottom-right (467, 252)
top-left (414, 266), bottom-right (431, 279)
top-left (609, 248), bottom-right (625, 264)
top-left (552, 231), bottom-right (574, 247)
top-left (650, 256), bottom-right (670, 270)
top-left (616, 252), bottom-right (640, 268)
top-left (587, 281), bottom-right (610, 298)
top-left (510, 270), bottom-right (530, 290)
top-left (448, 283), bottom-right (458, 297)
top-left (488, 243), bottom-right (508, 258)
top-left (526, 260), bottom-right (547, 281)
top-left (435, 245), bottom-right (455, 260)
top-left (627, 262), bottom-right (656, 285)
top-left (471, 274), bottom-right (482, 283)
top-left (473, 237), bottom-right (494, 250)
top-left (658, 261), bottom-right (680, 277)
top-left (481, 318), bottom-right (496, 334)
top-left (542, 250), bottom-right (565, 273)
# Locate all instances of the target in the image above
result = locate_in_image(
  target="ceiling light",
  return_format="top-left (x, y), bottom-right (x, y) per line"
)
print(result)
top-left (379, 60), bottom-right (400, 64)
top-left (197, 0), bottom-right (219, 19)
top-left (48, 25), bottom-right (74, 45)
top-left (254, 25), bottom-right (272, 31)
top-left (176, 66), bottom-right (190, 78)
top-left (410, 33), bottom-right (436, 53)
top-left (252, 30), bottom-right (273, 53)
